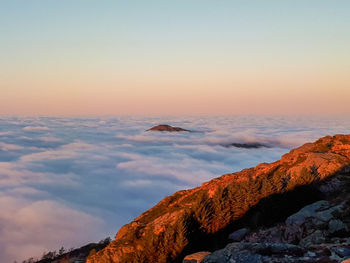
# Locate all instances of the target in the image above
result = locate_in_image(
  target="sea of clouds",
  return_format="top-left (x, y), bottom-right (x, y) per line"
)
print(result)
top-left (0, 115), bottom-right (350, 262)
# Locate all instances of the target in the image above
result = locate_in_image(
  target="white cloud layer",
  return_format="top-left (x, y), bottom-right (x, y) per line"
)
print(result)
top-left (23, 126), bottom-right (50, 131)
top-left (0, 196), bottom-right (105, 262)
top-left (0, 115), bottom-right (350, 262)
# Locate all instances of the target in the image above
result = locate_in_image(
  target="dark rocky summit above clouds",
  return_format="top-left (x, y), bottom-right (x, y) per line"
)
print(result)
top-left (147, 124), bottom-right (191, 132)
top-left (86, 134), bottom-right (350, 263)
top-left (224, 142), bottom-right (269, 149)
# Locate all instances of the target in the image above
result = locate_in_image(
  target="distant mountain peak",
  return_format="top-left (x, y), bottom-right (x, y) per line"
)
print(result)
top-left (147, 124), bottom-right (190, 132)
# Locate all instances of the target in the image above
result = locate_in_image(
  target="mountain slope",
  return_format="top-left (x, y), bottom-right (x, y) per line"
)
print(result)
top-left (87, 134), bottom-right (350, 263)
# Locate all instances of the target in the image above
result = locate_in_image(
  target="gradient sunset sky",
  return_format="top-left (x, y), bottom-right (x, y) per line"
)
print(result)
top-left (1, 0), bottom-right (349, 115)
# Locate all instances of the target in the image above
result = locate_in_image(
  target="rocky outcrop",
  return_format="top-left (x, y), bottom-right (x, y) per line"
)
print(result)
top-left (87, 135), bottom-right (350, 263)
top-left (203, 242), bottom-right (307, 263)
top-left (147, 124), bottom-right (190, 132)
top-left (203, 195), bottom-right (350, 262)
top-left (284, 200), bottom-right (345, 244)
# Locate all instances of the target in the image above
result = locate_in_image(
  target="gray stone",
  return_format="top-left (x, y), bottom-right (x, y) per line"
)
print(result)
top-left (203, 249), bottom-right (262, 263)
top-left (202, 242), bottom-right (308, 263)
top-left (314, 204), bottom-right (344, 225)
top-left (284, 200), bottom-right (345, 244)
top-left (285, 200), bottom-right (330, 227)
top-left (331, 247), bottom-right (350, 258)
top-left (328, 219), bottom-right (348, 234)
top-left (228, 228), bottom-right (249, 242)
top-left (267, 243), bottom-right (304, 256)
top-left (306, 251), bottom-right (316, 257)
top-left (202, 243), bottom-right (263, 263)
top-left (299, 230), bottom-right (326, 247)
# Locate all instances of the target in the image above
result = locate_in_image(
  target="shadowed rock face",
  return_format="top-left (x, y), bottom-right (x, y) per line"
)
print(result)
top-left (87, 135), bottom-right (350, 263)
top-left (147, 124), bottom-right (190, 132)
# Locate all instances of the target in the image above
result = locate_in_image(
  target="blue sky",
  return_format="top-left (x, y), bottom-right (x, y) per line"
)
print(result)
top-left (1, 0), bottom-right (349, 115)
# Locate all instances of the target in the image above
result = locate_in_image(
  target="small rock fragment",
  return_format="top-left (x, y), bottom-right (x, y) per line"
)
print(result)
top-left (183, 251), bottom-right (211, 263)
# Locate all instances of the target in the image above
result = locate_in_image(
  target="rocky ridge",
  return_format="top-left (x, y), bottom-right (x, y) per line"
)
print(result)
top-left (87, 134), bottom-right (350, 263)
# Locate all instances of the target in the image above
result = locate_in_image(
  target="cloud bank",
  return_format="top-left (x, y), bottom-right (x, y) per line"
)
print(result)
top-left (0, 115), bottom-right (350, 262)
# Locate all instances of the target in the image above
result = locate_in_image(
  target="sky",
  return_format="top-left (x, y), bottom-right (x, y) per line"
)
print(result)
top-left (1, 0), bottom-right (349, 115)
top-left (1, 115), bottom-right (350, 262)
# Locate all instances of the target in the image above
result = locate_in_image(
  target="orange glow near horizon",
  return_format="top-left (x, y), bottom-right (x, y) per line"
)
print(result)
top-left (1, 63), bottom-right (349, 116)
top-left (1, 1), bottom-right (349, 116)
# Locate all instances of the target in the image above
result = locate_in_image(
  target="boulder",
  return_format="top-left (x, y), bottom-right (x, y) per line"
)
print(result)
top-left (299, 230), bottom-right (326, 247)
top-left (228, 228), bottom-right (249, 241)
top-left (203, 243), bottom-right (262, 263)
top-left (285, 200), bottom-right (330, 227)
top-left (284, 200), bottom-right (345, 243)
top-left (328, 219), bottom-right (348, 235)
top-left (331, 247), bottom-right (350, 258)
